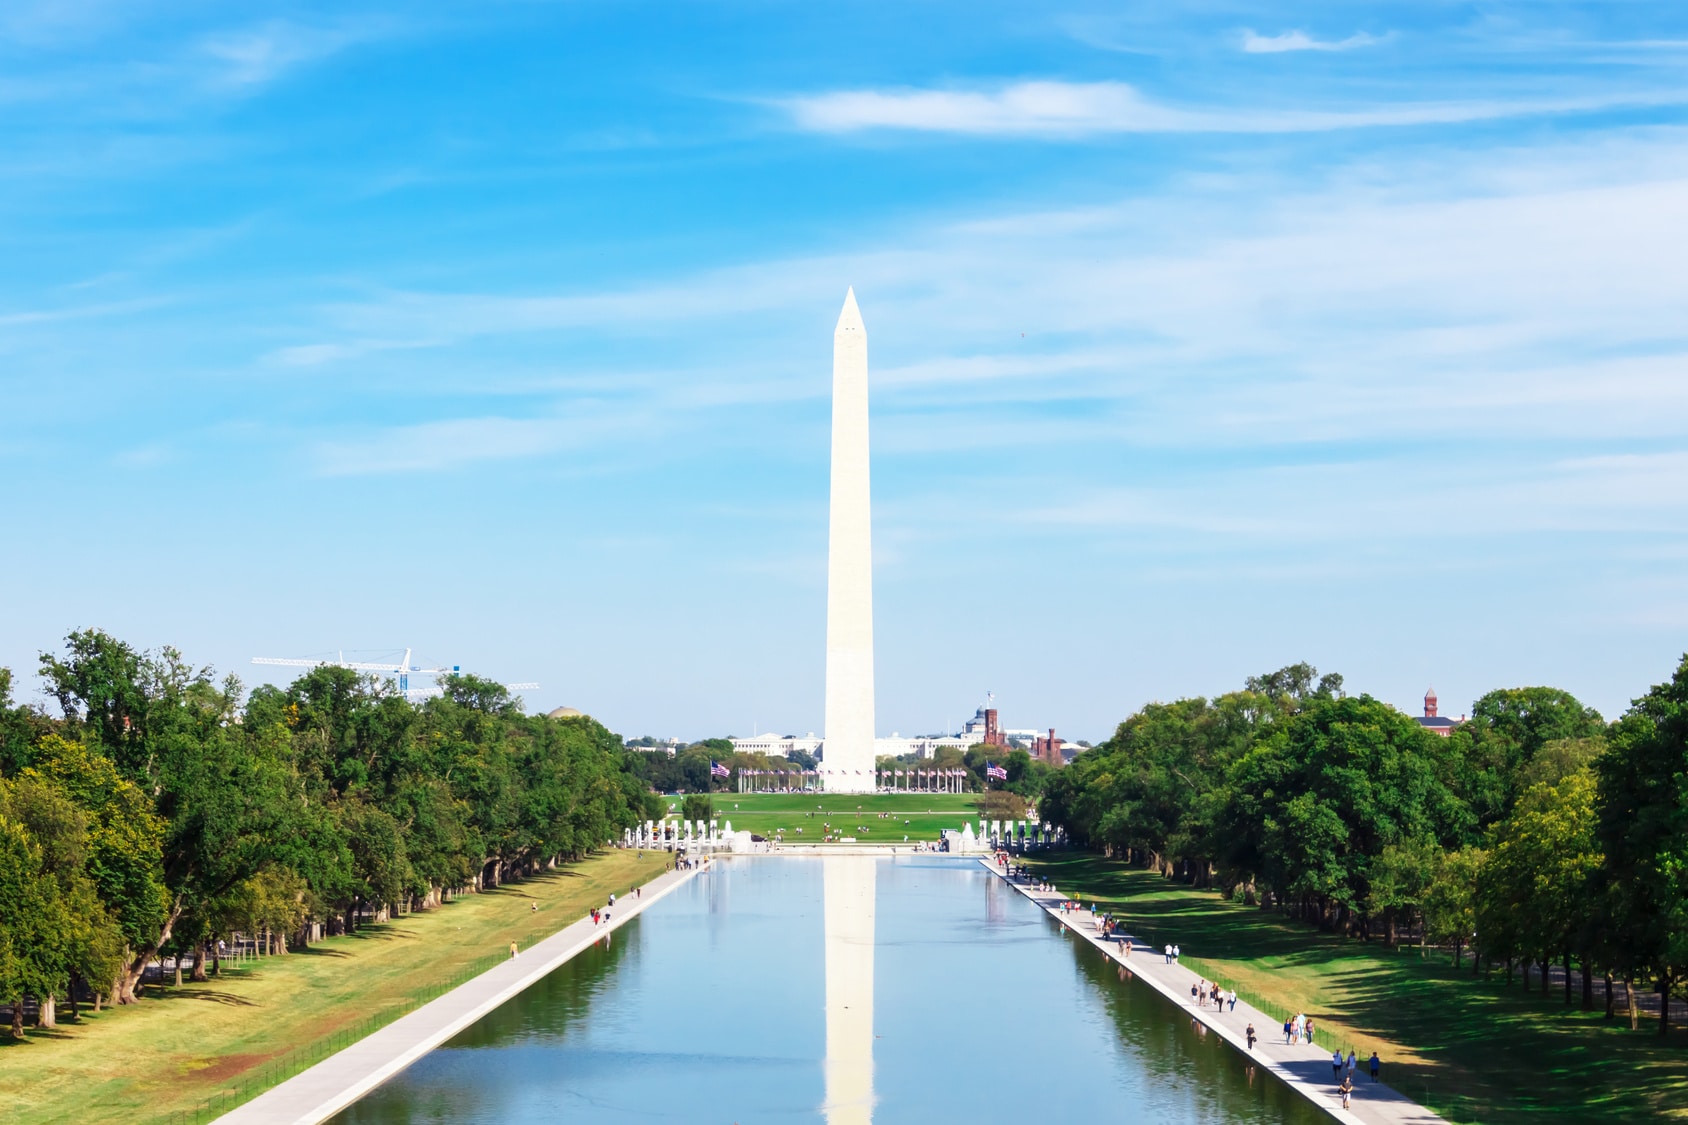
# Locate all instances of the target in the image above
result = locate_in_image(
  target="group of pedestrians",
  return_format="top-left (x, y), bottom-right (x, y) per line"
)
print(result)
top-left (1190, 979), bottom-right (1237, 1011)
top-left (1162, 942), bottom-right (1181, 963)
top-left (1283, 1011), bottom-right (1315, 1045)
top-left (1329, 1049), bottom-right (1383, 1108)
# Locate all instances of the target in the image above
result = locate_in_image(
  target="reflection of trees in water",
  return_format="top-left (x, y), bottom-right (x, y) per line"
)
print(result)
top-left (454, 924), bottom-right (637, 1048)
top-left (1069, 940), bottom-right (1325, 1125)
top-left (331, 930), bottom-right (637, 1125)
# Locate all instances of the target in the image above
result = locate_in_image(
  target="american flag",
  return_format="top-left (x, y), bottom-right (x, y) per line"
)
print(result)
top-left (986, 762), bottom-right (1008, 781)
top-left (710, 760), bottom-right (730, 778)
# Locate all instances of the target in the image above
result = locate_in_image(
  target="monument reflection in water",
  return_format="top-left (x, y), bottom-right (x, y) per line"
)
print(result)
top-left (823, 856), bottom-right (875, 1124)
top-left (332, 858), bottom-right (1324, 1125)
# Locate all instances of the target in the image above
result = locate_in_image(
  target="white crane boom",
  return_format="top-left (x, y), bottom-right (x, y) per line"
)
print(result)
top-left (251, 650), bottom-right (537, 701)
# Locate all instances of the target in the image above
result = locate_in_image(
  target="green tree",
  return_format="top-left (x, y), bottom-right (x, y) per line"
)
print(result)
top-left (1478, 771), bottom-right (1603, 1000)
top-left (0, 812), bottom-right (64, 1037)
top-left (24, 736), bottom-right (168, 961)
top-left (1453, 687), bottom-right (1605, 829)
top-left (39, 633), bottom-right (298, 1002)
top-left (1218, 694), bottom-right (1469, 932)
top-left (1423, 845), bottom-right (1485, 967)
top-left (974, 790), bottom-right (1027, 821)
top-left (1367, 835), bottom-right (1439, 947)
top-left (1596, 655), bottom-right (1688, 1034)
top-left (1044, 684), bottom-right (1279, 885)
top-left (0, 668), bottom-right (54, 776)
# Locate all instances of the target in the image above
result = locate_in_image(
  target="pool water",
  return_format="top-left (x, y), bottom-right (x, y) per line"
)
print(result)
top-left (332, 856), bottom-right (1323, 1124)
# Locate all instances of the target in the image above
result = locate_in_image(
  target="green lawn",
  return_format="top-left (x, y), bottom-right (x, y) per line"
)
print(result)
top-left (4, 849), bottom-right (669, 1125)
top-left (669, 792), bottom-right (982, 843)
top-left (1027, 851), bottom-right (1688, 1123)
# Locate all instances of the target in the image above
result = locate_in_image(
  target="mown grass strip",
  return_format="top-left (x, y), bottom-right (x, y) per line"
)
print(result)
top-left (6, 850), bottom-right (668, 1125)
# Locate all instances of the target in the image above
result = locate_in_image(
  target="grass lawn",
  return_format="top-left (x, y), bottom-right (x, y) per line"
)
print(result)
top-left (1028, 851), bottom-right (1688, 1123)
top-left (4, 849), bottom-right (668, 1125)
top-left (673, 791), bottom-right (982, 843)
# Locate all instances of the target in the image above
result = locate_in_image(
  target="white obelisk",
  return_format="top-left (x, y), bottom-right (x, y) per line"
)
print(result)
top-left (823, 288), bottom-right (876, 794)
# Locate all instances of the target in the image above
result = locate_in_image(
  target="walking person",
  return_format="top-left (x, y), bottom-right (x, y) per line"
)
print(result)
top-left (1227, 988), bottom-right (1237, 1011)
top-left (1245, 1022), bottom-right (1257, 1051)
top-left (1306, 1017), bottom-right (1316, 1044)
top-left (1332, 1050), bottom-right (1344, 1081)
top-left (1283, 1019), bottom-right (1293, 1045)
top-left (1346, 1050), bottom-right (1357, 1083)
top-left (1173, 944), bottom-right (1181, 962)
top-left (1339, 1076), bottom-right (1354, 1110)
top-left (509, 940), bottom-right (519, 959)
top-left (1165, 943), bottom-right (1173, 964)
top-left (1369, 1051), bottom-right (1381, 1082)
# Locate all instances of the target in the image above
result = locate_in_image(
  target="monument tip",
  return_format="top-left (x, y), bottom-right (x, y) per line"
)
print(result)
top-left (837, 287), bottom-right (863, 332)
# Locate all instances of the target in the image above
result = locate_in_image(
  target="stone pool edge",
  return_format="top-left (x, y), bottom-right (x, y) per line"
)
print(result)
top-left (980, 857), bottom-right (1448, 1125)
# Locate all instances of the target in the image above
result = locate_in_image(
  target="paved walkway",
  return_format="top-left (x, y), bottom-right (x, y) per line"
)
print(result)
top-left (981, 858), bottom-right (1447, 1125)
top-left (216, 862), bottom-right (705, 1125)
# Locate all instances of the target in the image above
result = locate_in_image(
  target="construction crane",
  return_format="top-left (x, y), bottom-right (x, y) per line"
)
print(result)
top-left (250, 649), bottom-right (537, 701)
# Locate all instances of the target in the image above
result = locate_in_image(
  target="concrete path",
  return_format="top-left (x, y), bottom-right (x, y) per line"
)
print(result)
top-left (981, 858), bottom-right (1447, 1125)
top-left (215, 862), bottom-right (705, 1125)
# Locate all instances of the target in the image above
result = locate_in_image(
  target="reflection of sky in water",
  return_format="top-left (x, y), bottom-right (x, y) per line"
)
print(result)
top-left (332, 858), bottom-right (1324, 1125)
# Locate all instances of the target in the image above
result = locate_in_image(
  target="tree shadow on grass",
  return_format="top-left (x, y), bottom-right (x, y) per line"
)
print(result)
top-left (0, 1025), bottom-right (81, 1046)
top-left (159, 988), bottom-right (259, 1008)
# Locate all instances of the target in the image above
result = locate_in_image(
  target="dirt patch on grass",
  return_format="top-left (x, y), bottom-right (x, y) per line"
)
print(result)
top-left (185, 1051), bottom-right (282, 1083)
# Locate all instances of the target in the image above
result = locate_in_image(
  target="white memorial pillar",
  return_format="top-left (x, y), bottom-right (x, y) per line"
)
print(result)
top-left (823, 290), bottom-right (876, 794)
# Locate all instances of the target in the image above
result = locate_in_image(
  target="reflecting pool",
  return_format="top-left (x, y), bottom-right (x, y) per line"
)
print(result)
top-left (333, 857), bottom-right (1323, 1124)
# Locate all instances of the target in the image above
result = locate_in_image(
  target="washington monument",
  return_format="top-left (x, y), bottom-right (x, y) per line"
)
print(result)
top-left (822, 289), bottom-right (876, 793)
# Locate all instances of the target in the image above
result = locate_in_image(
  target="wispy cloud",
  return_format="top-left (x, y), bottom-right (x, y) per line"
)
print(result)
top-left (1241, 29), bottom-right (1384, 54)
top-left (199, 20), bottom-right (376, 89)
top-left (314, 416), bottom-right (580, 475)
top-left (780, 80), bottom-right (1687, 137)
top-left (311, 403), bottom-right (657, 476)
top-left (273, 127), bottom-right (1688, 473)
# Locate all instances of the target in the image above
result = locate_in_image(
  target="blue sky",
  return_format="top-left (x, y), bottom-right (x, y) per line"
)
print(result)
top-left (3, 1), bottom-right (1687, 742)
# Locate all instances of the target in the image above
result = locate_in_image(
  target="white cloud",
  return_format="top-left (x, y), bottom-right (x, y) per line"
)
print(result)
top-left (199, 20), bottom-right (370, 89)
top-left (274, 127), bottom-right (1688, 519)
top-left (780, 80), bottom-right (1688, 137)
top-left (1241, 30), bottom-right (1384, 54)
top-left (314, 416), bottom-right (579, 475)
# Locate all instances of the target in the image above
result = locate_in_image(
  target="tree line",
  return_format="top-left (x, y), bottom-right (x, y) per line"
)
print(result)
top-left (0, 631), bottom-right (661, 1037)
top-left (625, 738), bottom-right (1054, 797)
top-left (1039, 659), bottom-right (1688, 1034)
